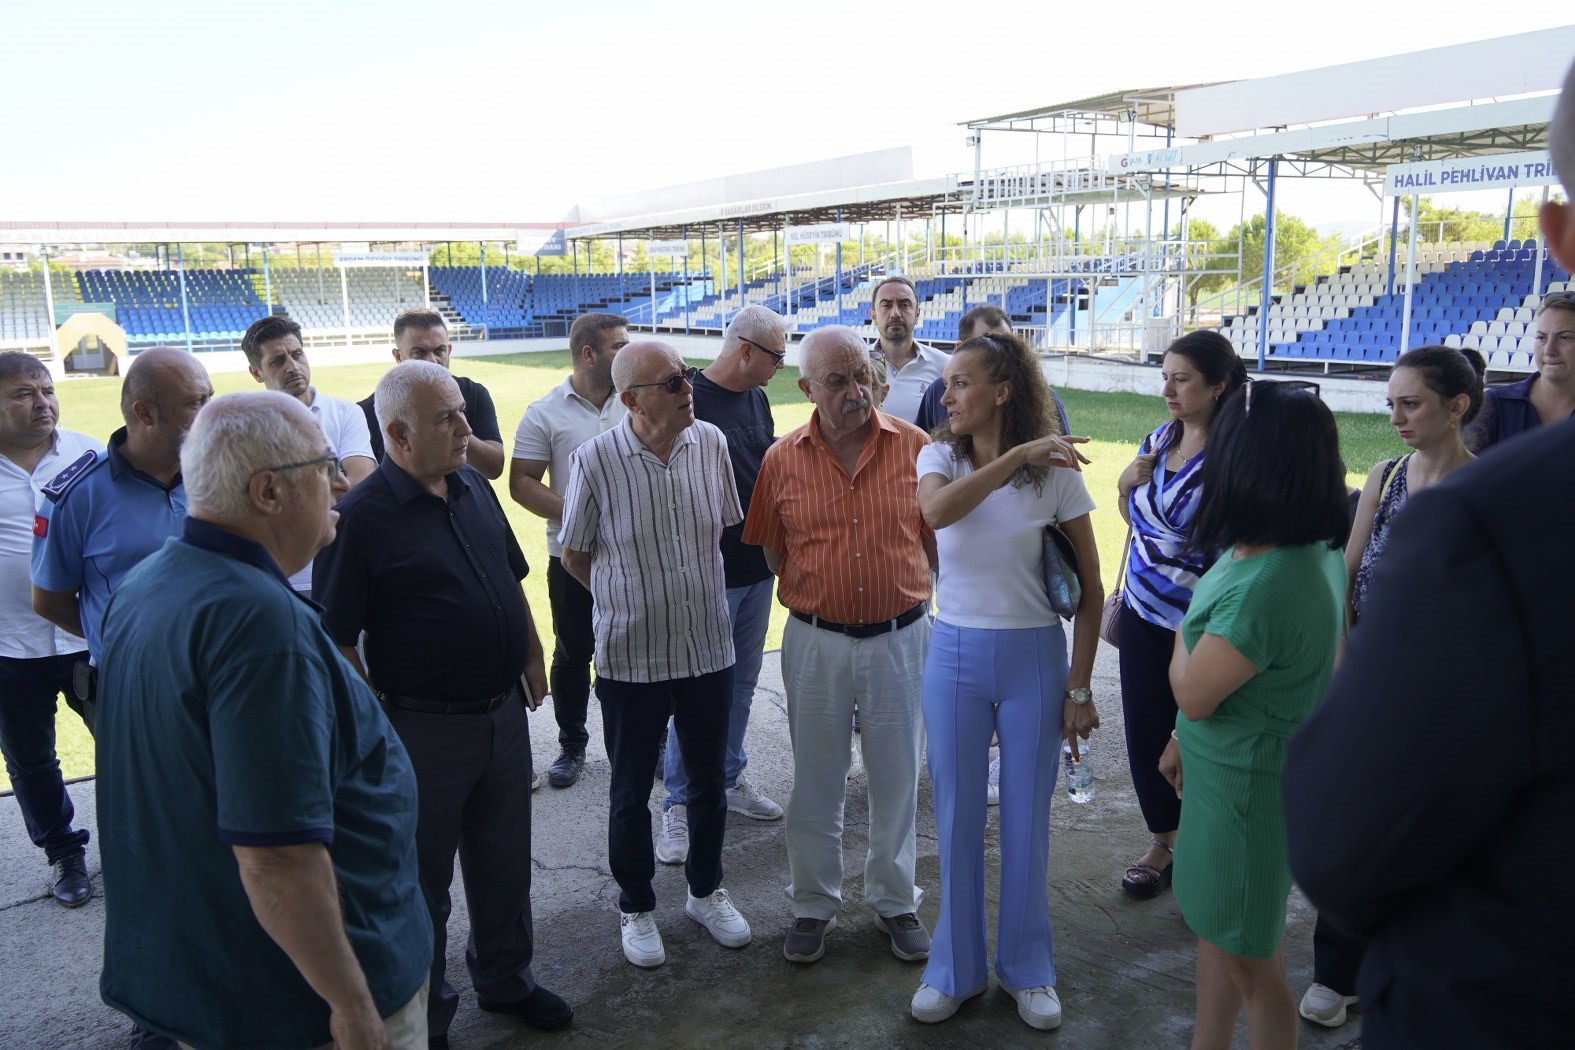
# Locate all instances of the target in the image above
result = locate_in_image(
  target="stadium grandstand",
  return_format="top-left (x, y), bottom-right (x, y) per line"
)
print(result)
top-left (2, 28), bottom-right (1571, 389)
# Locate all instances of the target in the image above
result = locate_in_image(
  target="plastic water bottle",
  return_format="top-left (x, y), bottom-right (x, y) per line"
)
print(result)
top-left (1063, 738), bottom-right (1095, 804)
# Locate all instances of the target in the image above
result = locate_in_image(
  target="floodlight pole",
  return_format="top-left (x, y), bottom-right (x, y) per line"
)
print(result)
top-left (177, 243), bottom-right (194, 354)
top-left (1256, 159), bottom-right (1278, 373)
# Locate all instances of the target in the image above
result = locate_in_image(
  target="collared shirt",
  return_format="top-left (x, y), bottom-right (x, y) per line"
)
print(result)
top-left (30, 427), bottom-right (187, 661)
top-left (98, 517), bottom-right (429, 1049)
top-left (0, 427), bottom-right (103, 658)
top-left (558, 417), bottom-right (740, 683)
top-left (878, 340), bottom-right (948, 425)
top-left (289, 389), bottom-right (374, 594)
top-left (512, 375), bottom-right (627, 557)
top-left (313, 458), bottom-right (531, 703)
top-left (360, 374), bottom-right (502, 461)
top-left (742, 409), bottom-right (932, 624)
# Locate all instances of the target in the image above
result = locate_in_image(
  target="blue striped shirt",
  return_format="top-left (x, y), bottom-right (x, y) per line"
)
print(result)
top-left (1123, 421), bottom-right (1212, 630)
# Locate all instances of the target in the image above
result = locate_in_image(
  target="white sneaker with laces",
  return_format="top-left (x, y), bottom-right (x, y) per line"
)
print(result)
top-left (910, 982), bottom-right (985, 1023)
top-left (619, 910), bottom-right (665, 968)
top-left (1002, 983), bottom-right (1062, 1030)
top-left (655, 804), bottom-right (689, 865)
top-left (1299, 983), bottom-right (1357, 1027)
top-left (987, 756), bottom-right (1001, 806)
top-left (685, 887), bottom-right (752, 947)
top-left (726, 774), bottom-right (784, 820)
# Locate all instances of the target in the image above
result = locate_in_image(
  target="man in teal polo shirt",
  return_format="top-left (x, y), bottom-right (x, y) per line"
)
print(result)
top-left (96, 392), bottom-right (432, 1049)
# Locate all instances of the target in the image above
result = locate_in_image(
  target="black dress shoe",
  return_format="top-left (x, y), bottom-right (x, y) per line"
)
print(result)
top-left (547, 748), bottom-right (585, 787)
top-left (51, 853), bottom-right (91, 907)
top-left (477, 984), bottom-right (573, 1030)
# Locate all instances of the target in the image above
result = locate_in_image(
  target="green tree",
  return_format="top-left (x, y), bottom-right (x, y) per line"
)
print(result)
top-left (1179, 217), bottom-right (1233, 307)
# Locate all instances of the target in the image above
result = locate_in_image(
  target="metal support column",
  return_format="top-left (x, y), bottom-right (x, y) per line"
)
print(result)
top-left (1387, 196), bottom-right (1400, 298)
top-left (1256, 159), bottom-right (1279, 372)
top-left (479, 243), bottom-right (489, 340)
top-left (683, 225), bottom-right (691, 335)
top-left (177, 244), bottom-right (194, 353)
top-left (1399, 193), bottom-right (1420, 358)
top-left (836, 207), bottom-right (844, 324)
top-left (40, 250), bottom-right (61, 376)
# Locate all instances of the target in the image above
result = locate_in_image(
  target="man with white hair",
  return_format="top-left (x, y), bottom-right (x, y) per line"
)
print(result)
top-left (742, 325), bottom-right (936, 965)
top-left (559, 340), bottom-right (752, 969)
top-left (654, 305), bottom-right (787, 866)
top-left (313, 360), bottom-right (568, 1048)
top-left (96, 391), bottom-right (430, 1049)
top-left (1283, 58), bottom-right (1575, 1047)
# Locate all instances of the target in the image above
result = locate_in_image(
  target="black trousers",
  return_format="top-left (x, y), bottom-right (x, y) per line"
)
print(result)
top-left (1117, 602), bottom-right (1183, 836)
top-left (1313, 914), bottom-right (1368, 995)
top-left (598, 666), bottom-right (732, 913)
top-left (546, 556), bottom-right (594, 751)
top-left (384, 686), bottom-right (537, 1038)
top-left (0, 654), bottom-right (91, 864)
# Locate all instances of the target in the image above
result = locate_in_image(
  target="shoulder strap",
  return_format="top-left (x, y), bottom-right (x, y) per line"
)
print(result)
top-left (41, 450), bottom-right (103, 504)
top-left (1380, 453), bottom-right (1411, 503)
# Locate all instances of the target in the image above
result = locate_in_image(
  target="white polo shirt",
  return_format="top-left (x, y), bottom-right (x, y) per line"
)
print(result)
top-left (879, 341), bottom-right (948, 426)
top-left (1, 427), bottom-right (103, 658)
top-left (512, 376), bottom-right (627, 557)
top-left (290, 390), bottom-right (375, 593)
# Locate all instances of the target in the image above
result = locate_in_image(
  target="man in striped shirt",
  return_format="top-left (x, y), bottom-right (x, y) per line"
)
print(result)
top-left (559, 341), bottom-right (752, 970)
top-left (741, 325), bottom-right (936, 965)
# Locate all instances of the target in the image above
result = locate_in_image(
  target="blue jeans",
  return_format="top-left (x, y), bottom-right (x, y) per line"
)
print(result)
top-left (663, 579), bottom-right (772, 807)
top-left (0, 653), bottom-right (91, 864)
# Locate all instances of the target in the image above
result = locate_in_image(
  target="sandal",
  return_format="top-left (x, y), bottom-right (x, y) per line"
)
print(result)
top-left (1121, 839), bottom-right (1174, 900)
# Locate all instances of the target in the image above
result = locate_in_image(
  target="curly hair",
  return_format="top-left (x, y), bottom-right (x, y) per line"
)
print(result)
top-left (932, 332), bottom-right (1062, 492)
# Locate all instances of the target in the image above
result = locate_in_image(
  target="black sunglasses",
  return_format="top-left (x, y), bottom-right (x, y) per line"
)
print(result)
top-left (739, 337), bottom-right (786, 364)
top-left (625, 366), bottom-right (698, 394)
top-left (1243, 379), bottom-right (1320, 417)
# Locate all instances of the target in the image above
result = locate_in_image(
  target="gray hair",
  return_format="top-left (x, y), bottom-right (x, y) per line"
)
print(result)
top-left (182, 392), bottom-right (319, 519)
top-left (799, 325), bottom-right (869, 380)
top-left (722, 305), bottom-right (788, 354)
top-left (375, 359), bottom-right (451, 435)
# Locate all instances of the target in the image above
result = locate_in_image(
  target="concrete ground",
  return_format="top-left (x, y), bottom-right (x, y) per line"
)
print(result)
top-left (0, 640), bottom-right (1362, 1049)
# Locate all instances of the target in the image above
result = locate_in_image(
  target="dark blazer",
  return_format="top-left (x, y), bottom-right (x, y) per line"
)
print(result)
top-left (1284, 418), bottom-right (1575, 1049)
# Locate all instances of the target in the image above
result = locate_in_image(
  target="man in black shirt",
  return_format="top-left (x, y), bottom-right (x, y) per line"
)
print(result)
top-left (655, 306), bottom-right (788, 866)
top-left (315, 360), bottom-right (568, 1048)
top-left (360, 308), bottom-right (506, 479)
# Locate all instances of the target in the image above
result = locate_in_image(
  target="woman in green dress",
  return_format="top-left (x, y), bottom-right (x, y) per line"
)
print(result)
top-left (1158, 380), bottom-right (1349, 1050)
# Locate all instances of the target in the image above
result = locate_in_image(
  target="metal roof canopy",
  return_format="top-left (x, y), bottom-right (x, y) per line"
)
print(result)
top-left (962, 83), bottom-right (1220, 135)
top-left (0, 221), bottom-right (564, 247)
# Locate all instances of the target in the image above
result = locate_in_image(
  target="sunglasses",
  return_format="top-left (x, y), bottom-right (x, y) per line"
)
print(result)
top-left (1243, 379), bottom-right (1320, 417)
top-left (739, 338), bottom-right (786, 364)
top-left (265, 448), bottom-right (343, 480)
top-left (625, 366), bottom-right (698, 394)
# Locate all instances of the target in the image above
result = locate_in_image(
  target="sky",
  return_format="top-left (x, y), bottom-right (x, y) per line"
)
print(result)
top-left (2, 1), bottom-right (1571, 235)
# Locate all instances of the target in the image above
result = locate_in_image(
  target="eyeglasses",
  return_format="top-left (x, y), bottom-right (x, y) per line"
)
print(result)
top-left (805, 366), bottom-right (876, 393)
top-left (739, 338), bottom-right (787, 365)
top-left (265, 449), bottom-right (342, 480)
top-left (1243, 380), bottom-right (1320, 417)
top-left (625, 366), bottom-right (698, 394)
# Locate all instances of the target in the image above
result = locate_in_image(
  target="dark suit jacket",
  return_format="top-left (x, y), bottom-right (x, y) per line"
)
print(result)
top-left (1284, 418), bottom-right (1575, 1048)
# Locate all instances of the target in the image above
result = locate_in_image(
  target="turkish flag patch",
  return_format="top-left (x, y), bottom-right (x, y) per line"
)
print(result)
top-left (32, 514), bottom-right (46, 538)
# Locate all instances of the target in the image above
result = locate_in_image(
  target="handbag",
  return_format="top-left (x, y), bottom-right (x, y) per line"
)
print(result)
top-left (1101, 522), bottom-right (1135, 647)
top-left (1041, 523), bottom-right (1082, 620)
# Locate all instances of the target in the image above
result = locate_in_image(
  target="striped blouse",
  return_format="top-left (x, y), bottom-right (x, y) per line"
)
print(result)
top-left (558, 417), bottom-right (741, 684)
top-left (1123, 420), bottom-right (1212, 631)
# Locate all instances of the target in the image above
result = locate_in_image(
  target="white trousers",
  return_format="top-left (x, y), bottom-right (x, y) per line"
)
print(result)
top-left (782, 613), bottom-right (929, 919)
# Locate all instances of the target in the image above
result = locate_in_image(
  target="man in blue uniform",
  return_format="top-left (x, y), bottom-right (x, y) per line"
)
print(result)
top-left (97, 391), bottom-right (430, 1049)
top-left (30, 346), bottom-right (212, 701)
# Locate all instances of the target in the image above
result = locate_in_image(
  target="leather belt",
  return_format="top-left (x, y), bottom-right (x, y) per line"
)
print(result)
top-left (378, 687), bottom-right (511, 715)
top-left (790, 602), bottom-right (927, 639)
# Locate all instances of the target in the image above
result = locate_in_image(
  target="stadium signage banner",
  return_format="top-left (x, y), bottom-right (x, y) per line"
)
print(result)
top-left (333, 251), bottom-right (430, 267)
top-left (1385, 151), bottom-right (1556, 196)
top-left (785, 223), bottom-right (851, 245)
top-left (1108, 148), bottom-right (1185, 172)
top-left (649, 240), bottom-right (688, 258)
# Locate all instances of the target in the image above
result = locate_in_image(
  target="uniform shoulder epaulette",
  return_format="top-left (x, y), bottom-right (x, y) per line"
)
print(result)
top-left (41, 450), bottom-right (106, 503)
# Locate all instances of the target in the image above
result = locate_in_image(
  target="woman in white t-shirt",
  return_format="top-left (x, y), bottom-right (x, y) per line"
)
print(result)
top-left (910, 332), bottom-right (1102, 1032)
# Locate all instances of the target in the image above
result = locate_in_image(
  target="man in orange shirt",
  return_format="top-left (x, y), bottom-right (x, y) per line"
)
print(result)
top-left (742, 325), bottom-right (935, 966)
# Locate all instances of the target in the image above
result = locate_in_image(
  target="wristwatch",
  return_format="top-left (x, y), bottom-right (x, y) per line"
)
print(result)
top-left (1066, 687), bottom-right (1093, 706)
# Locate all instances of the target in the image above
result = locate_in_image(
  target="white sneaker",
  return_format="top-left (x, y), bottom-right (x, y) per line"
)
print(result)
top-left (986, 756), bottom-right (1001, 806)
top-left (1299, 983), bottom-right (1357, 1027)
top-left (531, 763), bottom-right (541, 791)
top-left (910, 982), bottom-right (985, 1023)
top-left (685, 887), bottom-right (752, 948)
top-left (726, 774), bottom-right (784, 821)
top-left (1002, 983), bottom-right (1062, 1030)
top-left (655, 804), bottom-right (689, 865)
top-left (847, 736), bottom-right (863, 781)
top-left (619, 910), bottom-right (665, 968)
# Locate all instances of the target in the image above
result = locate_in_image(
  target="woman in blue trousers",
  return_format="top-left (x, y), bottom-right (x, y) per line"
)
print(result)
top-left (910, 332), bottom-right (1103, 1031)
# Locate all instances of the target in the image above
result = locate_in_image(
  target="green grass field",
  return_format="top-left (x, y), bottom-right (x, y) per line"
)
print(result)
top-left (6, 351), bottom-right (1399, 790)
